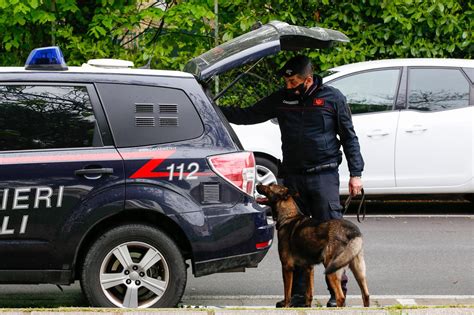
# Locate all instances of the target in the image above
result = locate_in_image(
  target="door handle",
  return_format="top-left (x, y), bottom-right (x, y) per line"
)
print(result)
top-left (405, 126), bottom-right (427, 133)
top-left (367, 130), bottom-right (389, 137)
top-left (75, 168), bottom-right (114, 179)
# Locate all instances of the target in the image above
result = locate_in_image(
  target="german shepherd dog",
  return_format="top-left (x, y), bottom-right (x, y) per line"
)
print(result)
top-left (256, 183), bottom-right (370, 308)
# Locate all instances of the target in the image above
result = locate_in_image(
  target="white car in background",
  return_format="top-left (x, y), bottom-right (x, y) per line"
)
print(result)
top-left (231, 58), bottom-right (474, 201)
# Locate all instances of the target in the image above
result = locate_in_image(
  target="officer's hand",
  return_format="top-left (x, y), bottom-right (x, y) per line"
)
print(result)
top-left (349, 176), bottom-right (363, 196)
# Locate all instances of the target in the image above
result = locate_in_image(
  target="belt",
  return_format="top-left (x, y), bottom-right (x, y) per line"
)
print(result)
top-left (303, 162), bottom-right (338, 174)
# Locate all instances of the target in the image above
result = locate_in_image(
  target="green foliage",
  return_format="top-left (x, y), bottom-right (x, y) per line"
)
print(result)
top-left (215, 0), bottom-right (473, 106)
top-left (0, 0), bottom-right (215, 67)
top-left (0, 0), bottom-right (472, 105)
top-left (216, 0), bottom-right (472, 71)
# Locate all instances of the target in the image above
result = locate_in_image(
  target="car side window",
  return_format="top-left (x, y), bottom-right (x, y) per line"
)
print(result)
top-left (463, 67), bottom-right (474, 84)
top-left (326, 69), bottom-right (401, 114)
top-left (0, 85), bottom-right (99, 151)
top-left (96, 83), bottom-right (204, 147)
top-left (408, 68), bottom-right (470, 111)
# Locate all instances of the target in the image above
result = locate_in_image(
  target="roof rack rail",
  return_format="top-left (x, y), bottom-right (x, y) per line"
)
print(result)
top-left (84, 59), bottom-right (134, 69)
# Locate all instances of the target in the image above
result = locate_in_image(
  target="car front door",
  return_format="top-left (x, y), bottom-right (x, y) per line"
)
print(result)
top-left (325, 68), bottom-right (402, 194)
top-left (0, 83), bottom-right (125, 270)
top-left (395, 67), bottom-right (473, 190)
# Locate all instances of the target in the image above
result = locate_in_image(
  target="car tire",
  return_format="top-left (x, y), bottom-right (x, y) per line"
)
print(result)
top-left (81, 224), bottom-right (186, 308)
top-left (255, 157), bottom-right (279, 217)
top-left (255, 156), bottom-right (279, 187)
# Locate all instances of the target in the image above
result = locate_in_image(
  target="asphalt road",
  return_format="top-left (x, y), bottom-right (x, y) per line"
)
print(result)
top-left (185, 215), bottom-right (474, 297)
top-left (0, 203), bottom-right (472, 308)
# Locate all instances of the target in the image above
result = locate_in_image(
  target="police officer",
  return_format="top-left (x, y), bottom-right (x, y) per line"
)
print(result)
top-left (220, 55), bottom-right (364, 307)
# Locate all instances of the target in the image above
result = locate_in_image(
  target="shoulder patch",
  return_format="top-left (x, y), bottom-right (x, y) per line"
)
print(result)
top-left (313, 98), bottom-right (325, 106)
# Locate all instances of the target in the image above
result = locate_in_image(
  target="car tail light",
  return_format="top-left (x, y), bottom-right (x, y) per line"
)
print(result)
top-left (256, 240), bottom-right (272, 249)
top-left (207, 151), bottom-right (256, 196)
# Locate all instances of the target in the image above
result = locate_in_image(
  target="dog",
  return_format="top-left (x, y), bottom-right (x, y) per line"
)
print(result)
top-left (256, 183), bottom-right (370, 308)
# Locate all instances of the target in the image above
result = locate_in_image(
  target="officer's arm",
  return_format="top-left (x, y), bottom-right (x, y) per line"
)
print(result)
top-left (337, 95), bottom-right (364, 177)
top-left (220, 92), bottom-right (278, 125)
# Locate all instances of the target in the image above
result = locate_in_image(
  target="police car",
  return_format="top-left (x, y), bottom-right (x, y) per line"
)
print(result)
top-left (0, 46), bottom-right (274, 308)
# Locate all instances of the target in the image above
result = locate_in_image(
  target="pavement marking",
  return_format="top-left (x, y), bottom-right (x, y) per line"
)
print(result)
top-left (397, 298), bottom-right (417, 306)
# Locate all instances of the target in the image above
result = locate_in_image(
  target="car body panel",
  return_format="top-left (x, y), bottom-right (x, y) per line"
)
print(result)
top-left (339, 111), bottom-right (400, 192)
top-left (0, 146), bottom-right (126, 270)
top-left (395, 107), bottom-right (473, 188)
top-left (329, 58), bottom-right (473, 75)
top-left (231, 120), bottom-right (282, 160)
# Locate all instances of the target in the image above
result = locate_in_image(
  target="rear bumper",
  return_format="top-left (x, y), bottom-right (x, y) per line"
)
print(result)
top-left (193, 201), bottom-right (274, 277)
top-left (193, 247), bottom-right (271, 277)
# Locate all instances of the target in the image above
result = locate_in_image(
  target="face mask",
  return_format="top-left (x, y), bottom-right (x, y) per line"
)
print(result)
top-left (284, 82), bottom-right (307, 98)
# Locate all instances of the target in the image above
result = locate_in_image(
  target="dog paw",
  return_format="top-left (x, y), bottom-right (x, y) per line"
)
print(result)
top-left (275, 299), bottom-right (288, 308)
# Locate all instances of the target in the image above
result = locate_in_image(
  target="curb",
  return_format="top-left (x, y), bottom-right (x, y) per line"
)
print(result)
top-left (180, 295), bottom-right (474, 309)
top-left (0, 308), bottom-right (473, 315)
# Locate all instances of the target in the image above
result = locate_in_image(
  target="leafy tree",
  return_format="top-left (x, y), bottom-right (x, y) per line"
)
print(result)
top-left (215, 0), bottom-right (472, 69)
top-left (212, 0), bottom-right (473, 106)
top-left (0, 0), bottom-right (215, 67)
top-left (1, 0), bottom-right (471, 105)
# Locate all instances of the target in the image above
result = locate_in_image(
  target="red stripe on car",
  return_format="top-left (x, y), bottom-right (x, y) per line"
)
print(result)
top-left (129, 150), bottom-right (176, 179)
top-left (0, 151), bottom-right (121, 165)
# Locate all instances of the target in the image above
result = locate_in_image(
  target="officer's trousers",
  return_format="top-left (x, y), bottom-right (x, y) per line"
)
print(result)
top-left (283, 169), bottom-right (348, 299)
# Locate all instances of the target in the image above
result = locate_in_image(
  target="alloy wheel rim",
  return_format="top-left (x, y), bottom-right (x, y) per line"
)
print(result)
top-left (99, 241), bottom-right (169, 308)
top-left (255, 164), bottom-right (277, 199)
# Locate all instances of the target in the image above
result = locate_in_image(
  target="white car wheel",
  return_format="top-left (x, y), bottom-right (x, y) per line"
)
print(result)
top-left (255, 157), bottom-right (279, 199)
top-left (81, 224), bottom-right (186, 308)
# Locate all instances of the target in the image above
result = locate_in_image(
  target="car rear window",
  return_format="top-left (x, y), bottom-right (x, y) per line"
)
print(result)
top-left (463, 67), bottom-right (474, 84)
top-left (96, 83), bottom-right (204, 147)
top-left (408, 68), bottom-right (470, 111)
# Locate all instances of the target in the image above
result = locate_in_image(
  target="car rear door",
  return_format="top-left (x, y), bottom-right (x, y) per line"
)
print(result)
top-left (0, 83), bottom-right (125, 271)
top-left (325, 68), bottom-right (402, 194)
top-left (184, 20), bottom-right (349, 82)
top-left (395, 67), bottom-right (473, 190)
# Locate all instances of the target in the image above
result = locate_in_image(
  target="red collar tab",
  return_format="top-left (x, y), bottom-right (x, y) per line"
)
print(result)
top-left (313, 98), bottom-right (325, 106)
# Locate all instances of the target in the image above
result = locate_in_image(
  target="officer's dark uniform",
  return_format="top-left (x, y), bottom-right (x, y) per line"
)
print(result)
top-left (221, 63), bottom-right (364, 306)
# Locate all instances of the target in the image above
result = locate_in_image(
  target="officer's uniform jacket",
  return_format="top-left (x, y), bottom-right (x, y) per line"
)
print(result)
top-left (221, 75), bottom-right (364, 177)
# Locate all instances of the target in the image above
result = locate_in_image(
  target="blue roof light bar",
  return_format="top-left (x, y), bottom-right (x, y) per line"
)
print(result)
top-left (25, 46), bottom-right (68, 70)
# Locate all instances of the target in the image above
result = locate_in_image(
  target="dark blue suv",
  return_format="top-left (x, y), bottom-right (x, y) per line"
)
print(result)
top-left (0, 21), bottom-right (348, 308)
top-left (0, 47), bottom-right (273, 308)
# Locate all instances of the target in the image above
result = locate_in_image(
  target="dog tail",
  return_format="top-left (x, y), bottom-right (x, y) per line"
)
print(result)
top-left (324, 237), bottom-right (363, 275)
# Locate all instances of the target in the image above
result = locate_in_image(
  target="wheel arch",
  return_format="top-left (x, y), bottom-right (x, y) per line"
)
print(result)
top-left (254, 152), bottom-right (279, 166)
top-left (73, 210), bottom-right (193, 280)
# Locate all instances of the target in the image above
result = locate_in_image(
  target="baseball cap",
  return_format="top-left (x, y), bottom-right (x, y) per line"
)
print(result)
top-left (278, 55), bottom-right (312, 77)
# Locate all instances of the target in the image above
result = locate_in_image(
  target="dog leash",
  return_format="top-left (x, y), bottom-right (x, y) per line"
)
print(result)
top-left (343, 188), bottom-right (366, 223)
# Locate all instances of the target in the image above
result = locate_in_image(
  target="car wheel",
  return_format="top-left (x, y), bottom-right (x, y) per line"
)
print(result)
top-left (81, 224), bottom-right (186, 308)
top-left (255, 156), bottom-right (279, 186)
top-left (255, 156), bottom-right (279, 196)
